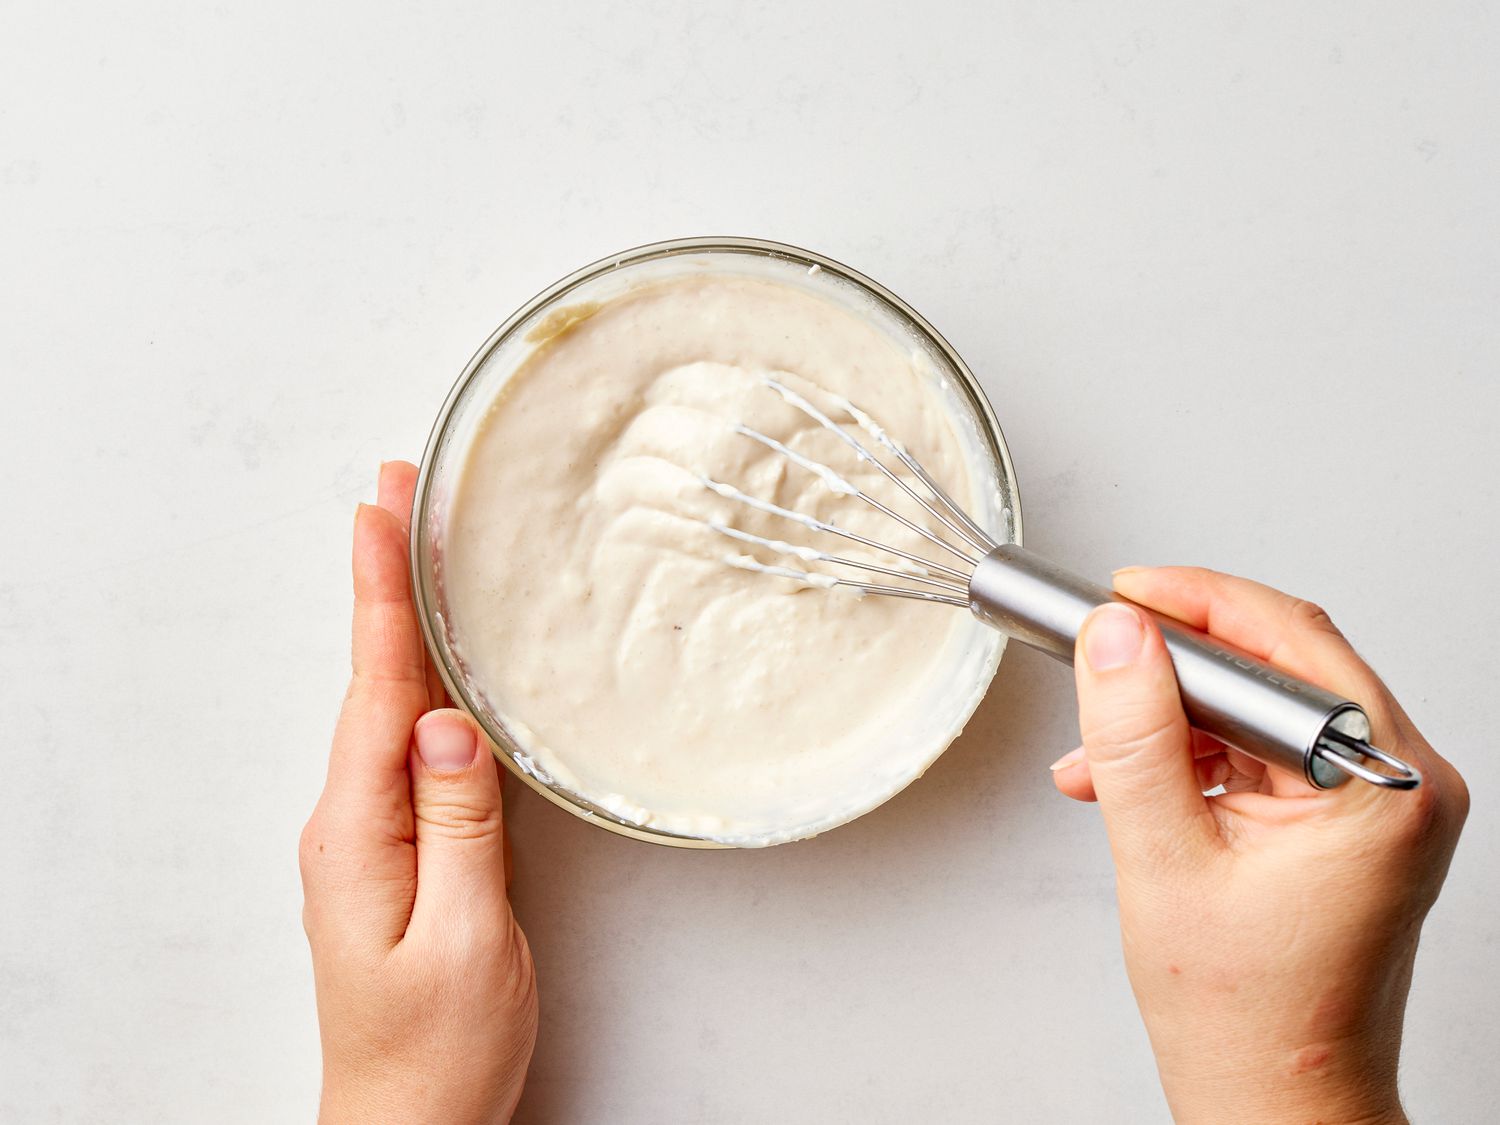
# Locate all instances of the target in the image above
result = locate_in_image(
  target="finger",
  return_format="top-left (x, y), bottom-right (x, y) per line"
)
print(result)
top-left (303, 501), bottom-right (428, 949)
top-left (375, 460), bottom-right (450, 711)
top-left (1194, 752), bottom-right (1232, 792)
top-left (1193, 753), bottom-right (1263, 794)
top-left (1223, 747), bottom-right (1268, 792)
top-left (325, 503), bottom-right (430, 816)
top-left (1051, 735), bottom-right (1265, 803)
top-left (1112, 567), bottom-right (1378, 705)
top-left (1191, 730), bottom-right (1271, 795)
top-left (313, 502), bottom-right (427, 945)
top-left (1112, 566), bottom-right (1451, 786)
top-left (405, 710), bottom-right (510, 938)
top-left (1075, 603), bottom-right (1220, 867)
top-left (1049, 746), bottom-right (1095, 802)
top-left (424, 658), bottom-right (451, 713)
top-left (1117, 568), bottom-right (1470, 850)
top-left (349, 499), bottom-right (428, 686)
top-left (376, 460), bottom-right (418, 530)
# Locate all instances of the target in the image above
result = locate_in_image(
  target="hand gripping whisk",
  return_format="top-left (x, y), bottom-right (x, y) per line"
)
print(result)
top-left (702, 378), bottom-right (1420, 792)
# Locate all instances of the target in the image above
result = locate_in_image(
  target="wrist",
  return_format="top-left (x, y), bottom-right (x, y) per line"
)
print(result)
top-left (1162, 1071), bottom-right (1404, 1125)
top-left (1155, 1039), bottom-right (1404, 1125)
top-left (320, 1072), bottom-right (524, 1125)
top-left (1171, 1104), bottom-right (1405, 1125)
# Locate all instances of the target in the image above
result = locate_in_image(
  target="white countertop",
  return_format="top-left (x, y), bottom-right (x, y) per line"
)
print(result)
top-left (2, 3), bottom-right (1496, 1121)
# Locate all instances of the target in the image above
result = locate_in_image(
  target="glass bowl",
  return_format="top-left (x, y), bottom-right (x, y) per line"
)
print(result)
top-left (411, 237), bottom-right (1024, 848)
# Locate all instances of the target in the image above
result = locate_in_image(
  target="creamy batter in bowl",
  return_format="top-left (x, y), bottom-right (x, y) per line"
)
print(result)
top-left (412, 238), bottom-right (1023, 848)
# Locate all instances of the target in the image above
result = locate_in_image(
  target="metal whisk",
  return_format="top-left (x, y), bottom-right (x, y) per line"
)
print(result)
top-left (701, 377), bottom-right (1421, 793)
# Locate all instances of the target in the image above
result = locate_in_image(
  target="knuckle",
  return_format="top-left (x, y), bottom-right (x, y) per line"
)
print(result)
top-left (1422, 758), bottom-right (1471, 835)
top-left (297, 819), bottom-right (333, 940)
top-left (1380, 776), bottom-right (1446, 850)
top-left (501, 920), bottom-right (538, 1005)
top-left (416, 795), bottom-right (503, 841)
top-left (1289, 597), bottom-right (1342, 637)
top-left (1448, 766), bottom-right (1472, 823)
top-left (1085, 705), bottom-right (1184, 763)
top-left (297, 819), bottom-right (324, 880)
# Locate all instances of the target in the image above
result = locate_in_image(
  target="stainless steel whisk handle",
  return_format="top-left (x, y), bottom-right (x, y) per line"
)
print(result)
top-left (968, 545), bottom-right (1421, 790)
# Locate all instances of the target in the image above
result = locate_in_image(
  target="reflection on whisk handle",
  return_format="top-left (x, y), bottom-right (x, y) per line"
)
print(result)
top-left (967, 545), bottom-right (1420, 791)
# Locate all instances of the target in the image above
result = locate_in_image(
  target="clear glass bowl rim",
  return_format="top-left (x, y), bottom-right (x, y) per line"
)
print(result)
top-left (410, 235), bottom-right (1026, 849)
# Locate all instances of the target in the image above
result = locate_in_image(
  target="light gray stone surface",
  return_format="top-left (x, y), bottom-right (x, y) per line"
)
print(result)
top-left (2, 3), bottom-right (1496, 1121)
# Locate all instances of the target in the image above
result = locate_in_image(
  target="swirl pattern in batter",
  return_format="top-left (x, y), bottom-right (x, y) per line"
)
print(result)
top-left (442, 272), bottom-right (1003, 844)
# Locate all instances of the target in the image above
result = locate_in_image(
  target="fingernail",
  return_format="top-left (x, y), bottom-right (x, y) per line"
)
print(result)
top-left (415, 713), bottom-right (479, 772)
top-left (1049, 746), bottom-right (1086, 771)
top-left (1083, 604), bottom-right (1145, 671)
top-left (1111, 565), bottom-right (1146, 578)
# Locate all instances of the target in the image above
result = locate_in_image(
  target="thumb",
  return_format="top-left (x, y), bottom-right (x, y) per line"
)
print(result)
top-left (1075, 603), bottom-right (1218, 870)
top-left (407, 709), bottom-right (509, 932)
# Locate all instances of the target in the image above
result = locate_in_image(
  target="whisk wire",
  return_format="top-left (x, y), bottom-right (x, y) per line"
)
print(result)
top-left (704, 520), bottom-right (969, 594)
top-left (763, 377), bottom-right (995, 558)
top-left (701, 477), bottom-right (970, 583)
top-left (896, 454), bottom-right (998, 553)
top-left (734, 425), bottom-right (977, 567)
top-left (825, 390), bottom-right (999, 554)
top-left (838, 584), bottom-right (969, 607)
top-left (701, 378), bottom-right (1010, 604)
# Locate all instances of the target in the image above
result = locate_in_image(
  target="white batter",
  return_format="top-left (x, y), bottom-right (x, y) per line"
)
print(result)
top-left (441, 271), bottom-right (1003, 845)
